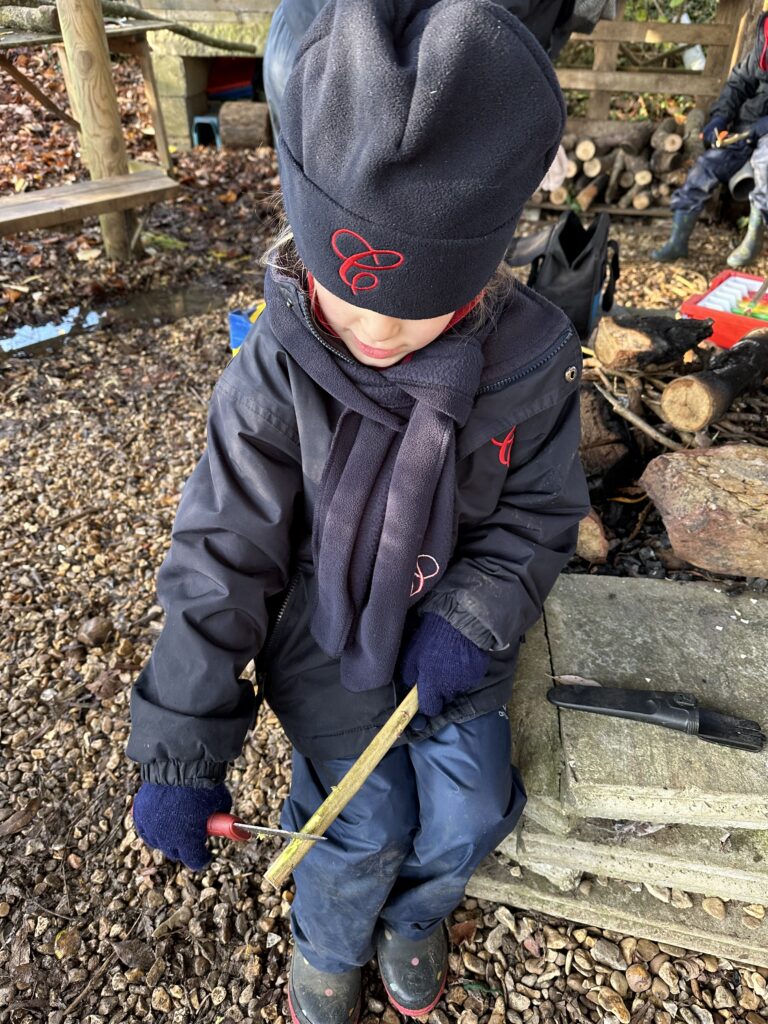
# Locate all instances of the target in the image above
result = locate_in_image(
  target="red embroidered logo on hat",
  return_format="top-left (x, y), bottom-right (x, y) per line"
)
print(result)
top-left (331, 229), bottom-right (404, 295)
top-left (410, 554), bottom-right (440, 597)
top-left (492, 427), bottom-right (516, 467)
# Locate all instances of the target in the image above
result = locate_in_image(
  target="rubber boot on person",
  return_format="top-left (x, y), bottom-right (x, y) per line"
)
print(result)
top-left (727, 204), bottom-right (766, 267)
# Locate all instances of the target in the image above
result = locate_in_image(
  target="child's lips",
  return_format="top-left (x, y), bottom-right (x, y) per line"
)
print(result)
top-left (352, 336), bottom-right (400, 360)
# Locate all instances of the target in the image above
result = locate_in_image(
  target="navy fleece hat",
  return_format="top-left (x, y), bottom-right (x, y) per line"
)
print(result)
top-left (278, 0), bottom-right (566, 319)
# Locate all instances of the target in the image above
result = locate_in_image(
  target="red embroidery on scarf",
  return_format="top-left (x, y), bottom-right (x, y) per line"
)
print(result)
top-left (331, 229), bottom-right (405, 295)
top-left (410, 554), bottom-right (440, 597)
top-left (761, 16), bottom-right (768, 72)
top-left (492, 427), bottom-right (516, 467)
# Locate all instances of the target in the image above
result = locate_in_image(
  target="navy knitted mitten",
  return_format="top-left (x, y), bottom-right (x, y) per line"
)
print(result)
top-left (132, 783), bottom-right (231, 871)
top-left (400, 613), bottom-right (490, 718)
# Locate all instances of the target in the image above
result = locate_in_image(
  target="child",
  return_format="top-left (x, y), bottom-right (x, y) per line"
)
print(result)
top-left (653, 1), bottom-right (768, 267)
top-left (128, 3), bottom-right (590, 1023)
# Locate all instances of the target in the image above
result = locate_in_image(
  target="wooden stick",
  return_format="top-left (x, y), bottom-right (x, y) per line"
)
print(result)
top-left (264, 687), bottom-right (420, 889)
top-left (593, 383), bottom-right (685, 451)
top-left (0, 55), bottom-right (79, 131)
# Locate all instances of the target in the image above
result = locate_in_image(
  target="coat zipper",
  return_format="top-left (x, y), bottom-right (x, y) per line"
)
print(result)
top-left (262, 571), bottom-right (302, 660)
top-left (476, 325), bottom-right (575, 395)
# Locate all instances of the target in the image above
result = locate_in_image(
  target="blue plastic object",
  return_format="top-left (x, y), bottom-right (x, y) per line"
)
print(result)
top-left (228, 301), bottom-right (266, 354)
top-left (192, 115), bottom-right (222, 149)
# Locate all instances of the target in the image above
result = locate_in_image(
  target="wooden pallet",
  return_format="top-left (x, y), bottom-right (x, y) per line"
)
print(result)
top-left (0, 167), bottom-right (179, 236)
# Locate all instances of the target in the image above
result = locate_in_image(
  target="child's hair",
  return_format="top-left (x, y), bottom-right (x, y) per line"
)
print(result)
top-left (260, 194), bottom-right (516, 333)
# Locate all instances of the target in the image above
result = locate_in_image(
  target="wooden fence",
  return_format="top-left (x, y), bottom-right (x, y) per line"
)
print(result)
top-left (558, 0), bottom-right (755, 118)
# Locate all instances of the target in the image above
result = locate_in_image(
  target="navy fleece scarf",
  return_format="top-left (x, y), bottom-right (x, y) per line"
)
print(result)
top-left (266, 272), bottom-right (485, 692)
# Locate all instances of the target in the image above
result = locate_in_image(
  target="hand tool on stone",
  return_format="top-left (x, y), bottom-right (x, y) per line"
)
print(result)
top-left (264, 686), bottom-right (420, 889)
top-left (547, 684), bottom-right (765, 752)
top-left (206, 813), bottom-right (328, 843)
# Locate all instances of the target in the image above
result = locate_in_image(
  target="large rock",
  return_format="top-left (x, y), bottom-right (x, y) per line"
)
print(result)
top-left (507, 819), bottom-right (768, 905)
top-left (543, 575), bottom-right (768, 829)
top-left (641, 443), bottom-right (768, 577)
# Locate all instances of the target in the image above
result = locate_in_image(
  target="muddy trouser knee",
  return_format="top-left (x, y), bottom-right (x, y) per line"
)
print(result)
top-left (670, 142), bottom-right (754, 213)
top-left (263, 6), bottom-right (299, 139)
top-left (281, 708), bottom-right (526, 973)
top-left (749, 135), bottom-right (768, 219)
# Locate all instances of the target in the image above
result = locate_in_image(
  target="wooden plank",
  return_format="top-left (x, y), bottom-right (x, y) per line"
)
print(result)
top-left (557, 67), bottom-right (722, 96)
top-left (0, 171), bottom-right (179, 235)
top-left (0, 20), bottom-right (173, 51)
top-left (530, 201), bottom-right (672, 218)
top-left (572, 21), bottom-right (729, 45)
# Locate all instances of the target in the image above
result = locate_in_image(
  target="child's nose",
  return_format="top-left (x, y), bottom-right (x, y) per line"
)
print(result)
top-left (359, 314), bottom-right (401, 343)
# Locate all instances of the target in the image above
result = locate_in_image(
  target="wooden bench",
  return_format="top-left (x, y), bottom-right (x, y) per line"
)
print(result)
top-left (0, 167), bottom-right (179, 236)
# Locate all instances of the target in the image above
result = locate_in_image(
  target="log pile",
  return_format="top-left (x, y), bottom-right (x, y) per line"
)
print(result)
top-left (577, 316), bottom-right (768, 577)
top-left (534, 114), bottom-right (702, 216)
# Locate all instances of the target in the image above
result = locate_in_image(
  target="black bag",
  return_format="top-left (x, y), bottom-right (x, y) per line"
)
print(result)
top-left (506, 210), bottom-right (620, 339)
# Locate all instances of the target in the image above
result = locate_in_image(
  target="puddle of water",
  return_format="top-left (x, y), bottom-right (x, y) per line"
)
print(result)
top-left (1, 306), bottom-right (102, 357)
top-left (1, 286), bottom-right (226, 358)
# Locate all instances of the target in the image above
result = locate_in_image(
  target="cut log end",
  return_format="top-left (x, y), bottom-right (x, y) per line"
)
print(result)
top-left (660, 376), bottom-right (720, 432)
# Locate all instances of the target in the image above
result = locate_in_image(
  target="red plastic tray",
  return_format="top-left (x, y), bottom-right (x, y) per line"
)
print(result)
top-left (680, 269), bottom-right (768, 349)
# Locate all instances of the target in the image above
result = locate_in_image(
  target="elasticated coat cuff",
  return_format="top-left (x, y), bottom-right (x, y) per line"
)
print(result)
top-left (139, 759), bottom-right (228, 788)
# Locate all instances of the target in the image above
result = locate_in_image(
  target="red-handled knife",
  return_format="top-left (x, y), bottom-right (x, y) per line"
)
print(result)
top-left (206, 812), bottom-right (328, 843)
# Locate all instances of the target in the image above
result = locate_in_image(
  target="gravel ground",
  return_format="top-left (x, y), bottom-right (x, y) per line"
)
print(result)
top-left (3, 289), bottom-right (768, 1024)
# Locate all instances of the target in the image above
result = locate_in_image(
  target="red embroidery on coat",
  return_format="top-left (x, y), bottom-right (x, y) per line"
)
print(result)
top-left (761, 16), bottom-right (768, 71)
top-left (410, 554), bottom-right (440, 597)
top-left (492, 427), bottom-right (516, 467)
top-left (331, 229), bottom-right (404, 295)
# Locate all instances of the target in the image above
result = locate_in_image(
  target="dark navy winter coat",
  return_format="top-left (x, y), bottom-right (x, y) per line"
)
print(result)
top-left (127, 269), bottom-right (589, 785)
top-left (709, 13), bottom-right (768, 131)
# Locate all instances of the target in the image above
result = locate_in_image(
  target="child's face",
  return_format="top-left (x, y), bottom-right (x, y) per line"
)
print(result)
top-left (312, 279), bottom-right (455, 368)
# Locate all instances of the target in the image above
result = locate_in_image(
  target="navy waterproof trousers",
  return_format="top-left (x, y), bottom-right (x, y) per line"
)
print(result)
top-left (670, 139), bottom-right (766, 215)
top-left (281, 708), bottom-right (526, 973)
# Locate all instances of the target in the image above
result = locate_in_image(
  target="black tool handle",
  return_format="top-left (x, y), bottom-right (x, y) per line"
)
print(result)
top-left (547, 685), bottom-right (700, 734)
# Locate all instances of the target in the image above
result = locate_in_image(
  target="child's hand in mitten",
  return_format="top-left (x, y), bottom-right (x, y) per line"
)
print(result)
top-left (701, 116), bottom-right (729, 147)
top-left (399, 612), bottom-right (490, 717)
top-left (132, 783), bottom-right (231, 871)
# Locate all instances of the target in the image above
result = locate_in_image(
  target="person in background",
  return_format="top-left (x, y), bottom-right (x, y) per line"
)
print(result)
top-left (653, 1), bottom-right (768, 268)
top-left (128, 3), bottom-right (589, 1024)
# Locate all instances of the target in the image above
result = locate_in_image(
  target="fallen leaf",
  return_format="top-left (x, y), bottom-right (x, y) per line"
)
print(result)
top-left (0, 796), bottom-right (42, 837)
top-left (449, 920), bottom-right (477, 946)
top-left (552, 675), bottom-right (602, 687)
top-left (75, 247), bottom-right (102, 262)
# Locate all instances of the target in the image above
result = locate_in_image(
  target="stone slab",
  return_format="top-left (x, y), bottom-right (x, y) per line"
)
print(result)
top-left (509, 619), bottom-right (573, 836)
top-left (504, 820), bottom-right (768, 905)
top-left (544, 576), bottom-right (768, 829)
top-left (467, 856), bottom-right (768, 969)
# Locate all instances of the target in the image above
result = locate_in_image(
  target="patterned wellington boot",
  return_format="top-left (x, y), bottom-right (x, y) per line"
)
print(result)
top-left (377, 924), bottom-right (448, 1017)
top-left (650, 210), bottom-right (699, 262)
top-left (727, 205), bottom-right (765, 268)
top-left (288, 952), bottom-right (361, 1024)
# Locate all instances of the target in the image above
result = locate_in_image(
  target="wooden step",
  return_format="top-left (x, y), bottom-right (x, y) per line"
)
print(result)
top-left (0, 168), bottom-right (179, 235)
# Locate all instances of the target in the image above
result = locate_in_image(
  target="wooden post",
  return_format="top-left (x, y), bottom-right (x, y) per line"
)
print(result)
top-left (57, 0), bottom-right (134, 259)
top-left (109, 35), bottom-right (173, 173)
top-left (587, 0), bottom-right (624, 119)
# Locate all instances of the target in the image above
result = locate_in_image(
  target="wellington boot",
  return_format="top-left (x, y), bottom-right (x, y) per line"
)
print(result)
top-left (288, 952), bottom-right (361, 1024)
top-left (377, 924), bottom-right (448, 1018)
top-left (650, 210), bottom-right (699, 262)
top-left (727, 206), bottom-right (765, 268)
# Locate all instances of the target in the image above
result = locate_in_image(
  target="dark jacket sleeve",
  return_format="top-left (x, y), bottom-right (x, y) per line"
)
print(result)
top-left (419, 387), bottom-right (589, 651)
top-left (708, 53), bottom-right (759, 125)
top-left (127, 356), bottom-right (303, 787)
